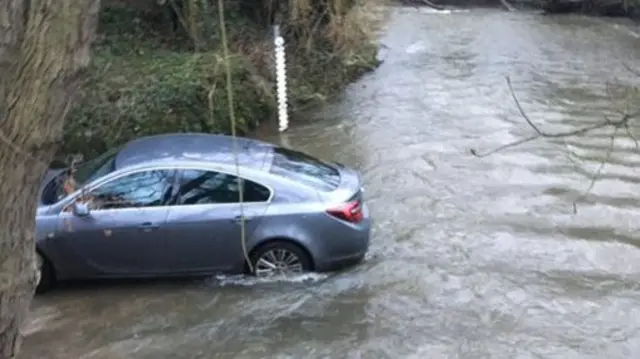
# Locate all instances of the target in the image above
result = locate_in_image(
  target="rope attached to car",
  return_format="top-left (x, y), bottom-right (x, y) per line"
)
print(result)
top-left (217, 0), bottom-right (252, 273)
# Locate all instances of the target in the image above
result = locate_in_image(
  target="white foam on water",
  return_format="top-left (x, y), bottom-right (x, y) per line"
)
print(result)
top-left (405, 41), bottom-right (426, 54)
top-left (212, 272), bottom-right (329, 287)
top-left (418, 8), bottom-right (469, 14)
top-left (611, 23), bottom-right (640, 38)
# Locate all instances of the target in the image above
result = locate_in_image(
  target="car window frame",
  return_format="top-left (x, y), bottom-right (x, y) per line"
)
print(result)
top-left (61, 168), bottom-right (179, 213)
top-left (173, 167), bottom-right (274, 207)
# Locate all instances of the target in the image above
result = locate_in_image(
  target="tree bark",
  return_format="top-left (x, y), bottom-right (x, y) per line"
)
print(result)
top-left (0, 1), bottom-right (100, 358)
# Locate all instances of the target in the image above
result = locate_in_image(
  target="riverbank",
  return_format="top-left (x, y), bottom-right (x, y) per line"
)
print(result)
top-left (400, 0), bottom-right (638, 17)
top-left (62, 0), bottom-right (384, 158)
top-left (541, 0), bottom-right (637, 17)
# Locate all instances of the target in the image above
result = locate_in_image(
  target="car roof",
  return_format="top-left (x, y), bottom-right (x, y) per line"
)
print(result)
top-left (114, 133), bottom-right (275, 170)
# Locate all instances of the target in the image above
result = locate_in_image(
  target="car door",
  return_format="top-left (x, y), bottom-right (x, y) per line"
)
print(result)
top-left (55, 169), bottom-right (177, 275)
top-left (164, 168), bottom-right (272, 272)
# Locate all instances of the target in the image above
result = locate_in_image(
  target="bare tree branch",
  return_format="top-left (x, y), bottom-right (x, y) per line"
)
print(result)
top-left (623, 121), bottom-right (639, 149)
top-left (470, 76), bottom-right (639, 213)
top-left (470, 134), bottom-right (538, 157)
top-left (622, 62), bottom-right (640, 77)
top-left (470, 77), bottom-right (636, 156)
top-left (572, 126), bottom-right (617, 214)
top-left (400, 0), bottom-right (447, 11)
top-left (500, 0), bottom-right (517, 12)
top-left (419, 0), bottom-right (447, 11)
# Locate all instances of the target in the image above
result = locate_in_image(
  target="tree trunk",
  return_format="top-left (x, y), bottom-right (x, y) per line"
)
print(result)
top-left (0, 1), bottom-right (100, 358)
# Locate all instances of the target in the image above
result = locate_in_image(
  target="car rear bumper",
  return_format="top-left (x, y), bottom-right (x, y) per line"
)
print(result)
top-left (314, 211), bottom-right (371, 272)
top-left (315, 250), bottom-right (367, 272)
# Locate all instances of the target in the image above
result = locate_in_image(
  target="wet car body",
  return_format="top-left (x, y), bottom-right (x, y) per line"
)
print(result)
top-left (35, 133), bottom-right (371, 291)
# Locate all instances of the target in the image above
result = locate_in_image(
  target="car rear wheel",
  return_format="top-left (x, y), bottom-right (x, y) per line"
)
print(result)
top-left (250, 241), bottom-right (312, 277)
top-left (36, 252), bottom-right (54, 294)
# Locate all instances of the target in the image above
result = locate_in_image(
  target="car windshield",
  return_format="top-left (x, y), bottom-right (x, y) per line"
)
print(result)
top-left (73, 146), bottom-right (121, 187)
top-left (269, 147), bottom-right (341, 192)
top-left (43, 147), bottom-right (121, 204)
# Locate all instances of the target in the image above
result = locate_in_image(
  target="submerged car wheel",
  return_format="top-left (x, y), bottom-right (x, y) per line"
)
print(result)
top-left (35, 252), bottom-right (54, 294)
top-left (250, 241), bottom-right (312, 277)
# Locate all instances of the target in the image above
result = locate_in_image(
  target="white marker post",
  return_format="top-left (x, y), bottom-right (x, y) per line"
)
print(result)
top-left (274, 25), bottom-right (289, 132)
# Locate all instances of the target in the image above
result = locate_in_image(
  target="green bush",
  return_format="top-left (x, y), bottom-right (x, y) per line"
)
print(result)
top-left (64, 50), bottom-right (274, 158)
top-left (63, 0), bottom-right (381, 158)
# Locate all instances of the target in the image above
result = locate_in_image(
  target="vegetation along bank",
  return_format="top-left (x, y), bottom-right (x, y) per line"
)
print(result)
top-left (401, 0), bottom-right (639, 17)
top-left (62, 0), bottom-right (383, 159)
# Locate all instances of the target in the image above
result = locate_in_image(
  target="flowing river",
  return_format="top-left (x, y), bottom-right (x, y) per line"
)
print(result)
top-left (23, 6), bottom-right (640, 359)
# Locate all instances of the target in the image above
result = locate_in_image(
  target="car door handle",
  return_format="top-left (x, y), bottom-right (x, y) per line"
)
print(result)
top-left (231, 215), bottom-right (253, 223)
top-left (138, 222), bottom-right (159, 232)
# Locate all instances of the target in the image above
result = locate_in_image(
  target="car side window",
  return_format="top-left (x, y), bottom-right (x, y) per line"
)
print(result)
top-left (79, 170), bottom-right (175, 211)
top-left (176, 169), bottom-right (270, 205)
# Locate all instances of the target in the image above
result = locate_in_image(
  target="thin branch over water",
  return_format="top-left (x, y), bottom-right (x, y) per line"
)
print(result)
top-left (470, 75), bottom-right (640, 214)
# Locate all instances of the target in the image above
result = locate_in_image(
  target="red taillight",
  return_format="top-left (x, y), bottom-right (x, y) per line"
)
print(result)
top-left (326, 200), bottom-right (363, 224)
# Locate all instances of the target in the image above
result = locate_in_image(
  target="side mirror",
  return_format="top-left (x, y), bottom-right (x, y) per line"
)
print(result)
top-left (72, 201), bottom-right (91, 217)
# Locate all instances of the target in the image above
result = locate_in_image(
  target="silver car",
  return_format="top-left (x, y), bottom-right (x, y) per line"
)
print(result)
top-left (35, 133), bottom-right (371, 292)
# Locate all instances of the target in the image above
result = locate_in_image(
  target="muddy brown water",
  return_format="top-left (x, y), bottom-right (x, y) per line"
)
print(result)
top-left (23, 7), bottom-right (640, 359)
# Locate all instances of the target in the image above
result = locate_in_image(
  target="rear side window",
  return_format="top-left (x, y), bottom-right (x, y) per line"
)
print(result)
top-left (175, 170), bottom-right (271, 205)
top-left (270, 147), bottom-right (340, 192)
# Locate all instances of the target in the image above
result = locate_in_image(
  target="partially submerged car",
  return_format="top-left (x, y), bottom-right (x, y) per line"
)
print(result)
top-left (35, 133), bottom-right (371, 292)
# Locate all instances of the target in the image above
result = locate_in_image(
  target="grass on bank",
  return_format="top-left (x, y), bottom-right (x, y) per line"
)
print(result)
top-left (62, 0), bottom-right (383, 158)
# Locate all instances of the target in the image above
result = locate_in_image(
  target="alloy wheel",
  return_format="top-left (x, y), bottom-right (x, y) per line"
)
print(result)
top-left (254, 248), bottom-right (303, 277)
top-left (35, 253), bottom-right (43, 285)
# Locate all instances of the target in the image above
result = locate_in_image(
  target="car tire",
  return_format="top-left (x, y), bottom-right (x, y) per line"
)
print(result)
top-left (249, 240), bottom-right (313, 277)
top-left (36, 252), bottom-right (54, 294)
